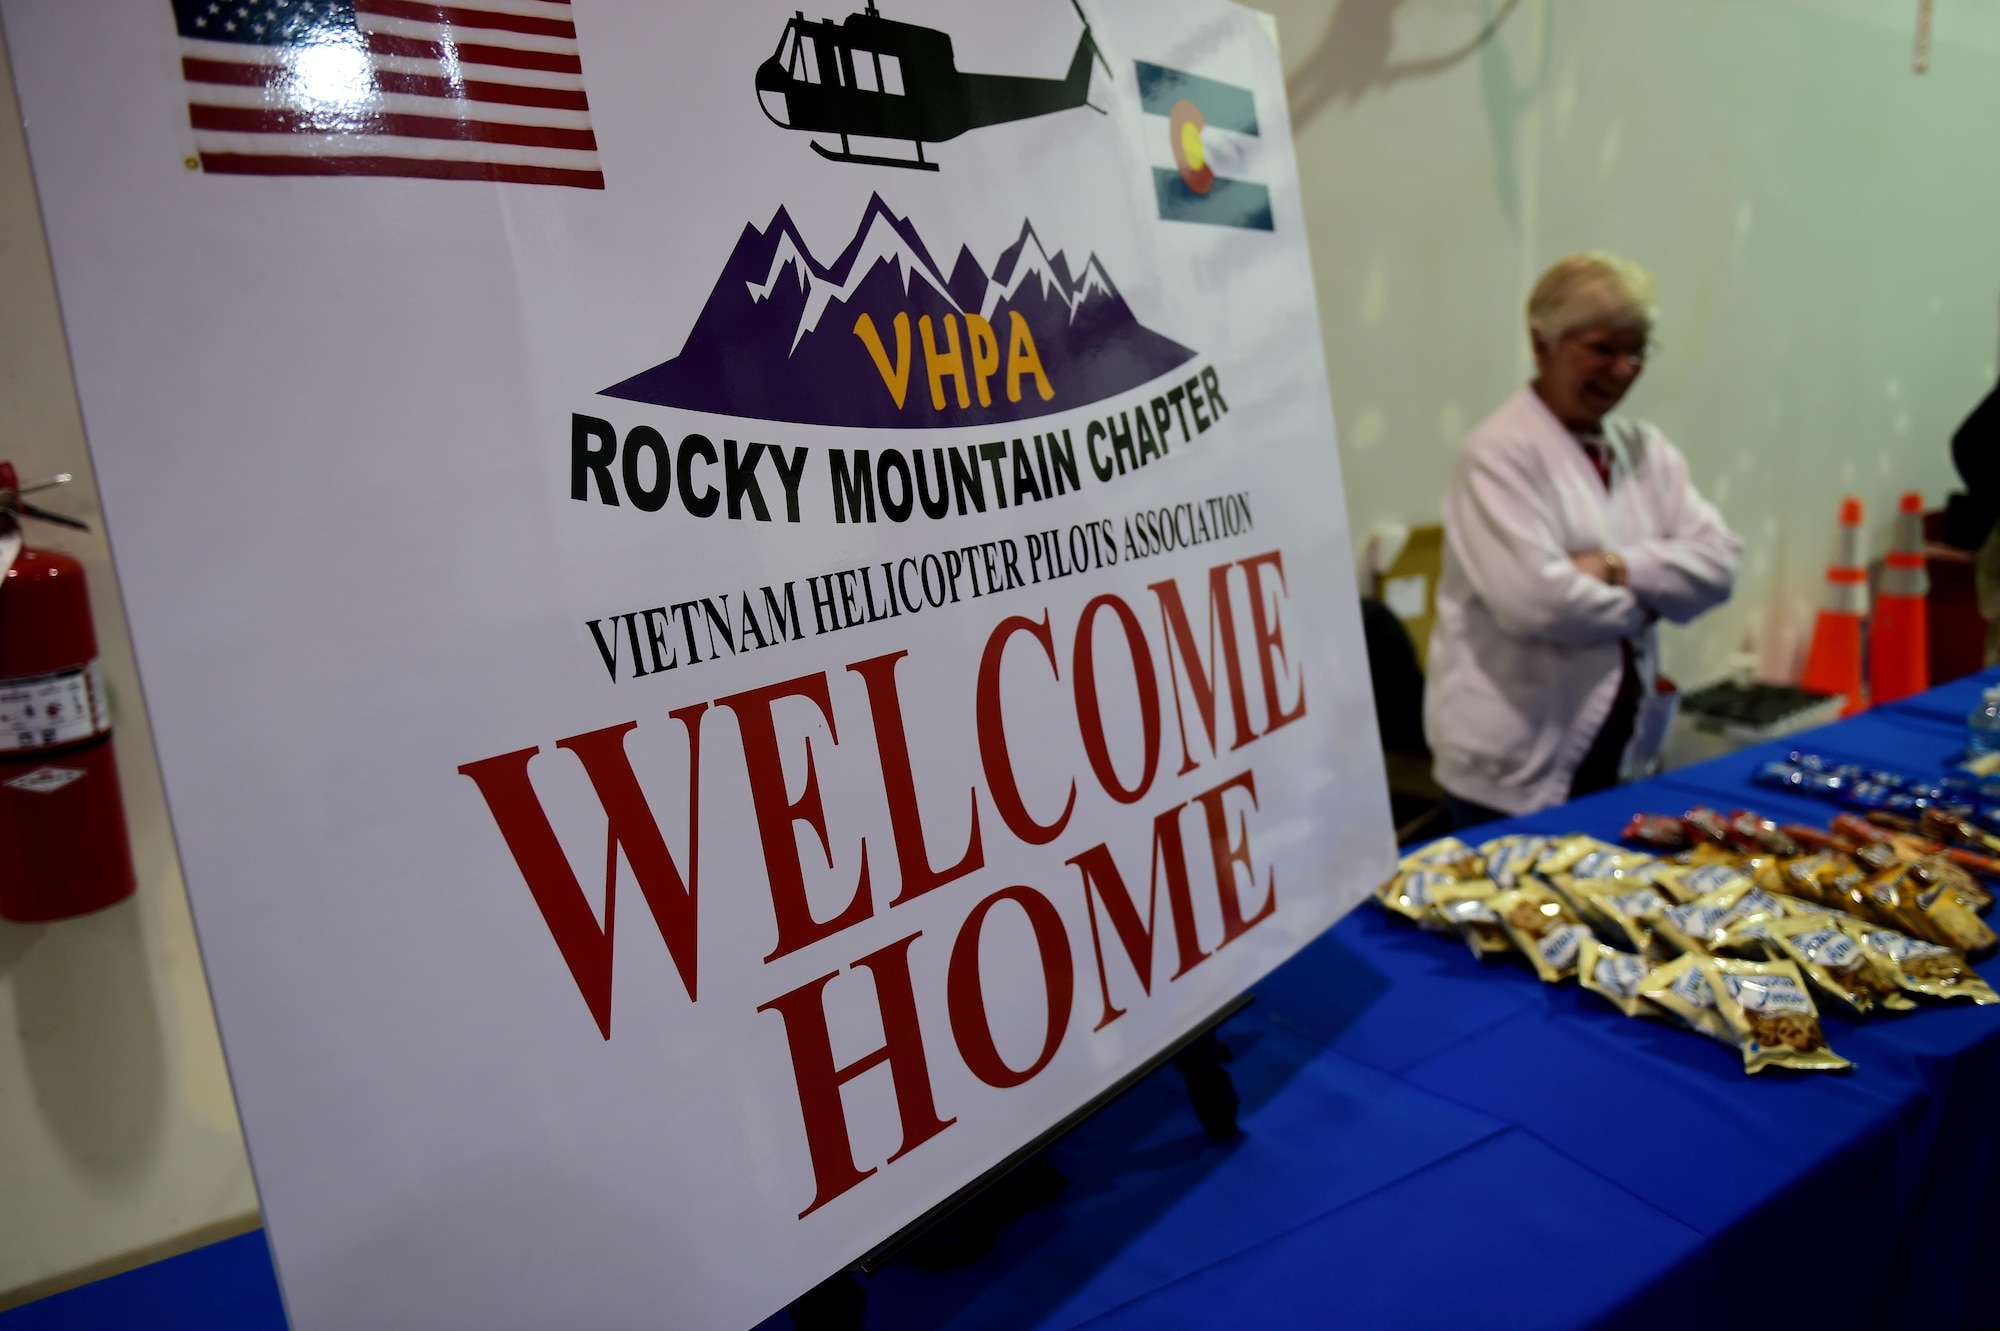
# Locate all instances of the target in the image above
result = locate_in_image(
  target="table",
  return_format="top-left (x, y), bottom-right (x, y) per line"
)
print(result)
top-left (9, 674), bottom-right (1999, 1331)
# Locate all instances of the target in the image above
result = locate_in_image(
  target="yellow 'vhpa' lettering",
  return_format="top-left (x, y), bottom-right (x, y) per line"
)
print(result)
top-left (854, 312), bottom-right (912, 410)
top-left (920, 313), bottom-right (971, 410)
top-left (1005, 311), bottom-right (1055, 404)
top-left (965, 314), bottom-right (1000, 407)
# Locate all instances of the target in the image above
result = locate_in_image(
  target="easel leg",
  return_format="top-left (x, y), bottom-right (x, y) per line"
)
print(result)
top-left (789, 1270), bottom-right (864, 1331)
top-left (1173, 1030), bottom-right (1240, 1140)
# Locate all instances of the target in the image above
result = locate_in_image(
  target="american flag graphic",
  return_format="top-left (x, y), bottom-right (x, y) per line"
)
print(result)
top-left (171, 0), bottom-right (604, 189)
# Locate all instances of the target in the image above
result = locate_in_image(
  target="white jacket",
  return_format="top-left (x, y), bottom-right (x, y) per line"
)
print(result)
top-left (1425, 387), bottom-right (1743, 813)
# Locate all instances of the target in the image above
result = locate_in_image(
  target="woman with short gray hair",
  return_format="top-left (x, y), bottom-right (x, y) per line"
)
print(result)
top-left (1424, 253), bottom-right (1743, 827)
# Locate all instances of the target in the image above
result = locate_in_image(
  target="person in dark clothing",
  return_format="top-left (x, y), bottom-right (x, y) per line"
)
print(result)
top-left (1955, 383), bottom-right (2000, 664)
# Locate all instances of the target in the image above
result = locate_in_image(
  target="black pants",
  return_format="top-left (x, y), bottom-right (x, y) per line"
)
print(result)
top-left (1569, 643), bottom-right (1641, 801)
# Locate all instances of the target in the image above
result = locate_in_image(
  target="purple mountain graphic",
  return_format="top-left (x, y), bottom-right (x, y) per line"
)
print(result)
top-left (600, 194), bottom-right (1196, 429)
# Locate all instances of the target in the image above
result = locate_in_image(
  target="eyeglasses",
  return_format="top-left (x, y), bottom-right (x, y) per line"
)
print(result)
top-left (1570, 333), bottom-right (1659, 366)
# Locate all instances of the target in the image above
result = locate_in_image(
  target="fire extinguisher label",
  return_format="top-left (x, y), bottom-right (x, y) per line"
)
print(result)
top-left (0, 661), bottom-right (110, 750)
top-left (4, 766), bottom-right (86, 794)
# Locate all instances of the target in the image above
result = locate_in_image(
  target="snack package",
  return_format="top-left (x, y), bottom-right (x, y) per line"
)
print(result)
top-left (1478, 834), bottom-right (1553, 889)
top-left (1707, 957), bottom-right (1852, 1074)
top-left (1682, 807), bottom-right (1733, 846)
top-left (1400, 836), bottom-right (1486, 878)
top-left (1623, 813), bottom-right (1691, 851)
top-left (1762, 852), bottom-right (1843, 907)
top-left (1578, 938), bottom-right (1660, 1017)
top-left (1439, 895), bottom-right (1514, 958)
top-left (1569, 877), bottom-right (1674, 957)
top-left (1375, 869), bottom-right (1494, 927)
top-left (1912, 854), bottom-right (1994, 914)
top-left (1852, 928), bottom-right (2000, 1004)
top-left (1710, 919), bottom-right (1778, 960)
top-left (1781, 824), bottom-right (1849, 855)
top-left (1534, 836), bottom-right (1620, 878)
top-left (1764, 914), bottom-right (1914, 1016)
top-left (1650, 860), bottom-right (1753, 905)
top-left (1867, 865), bottom-right (1998, 955)
top-left (1653, 880), bottom-right (1786, 956)
top-left (1565, 847), bottom-right (1656, 881)
top-left (1676, 843), bottom-right (1743, 869)
top-left (1727, 810), bottom-right (1802, 856)
top-left (1490, 884), bottom-right (1591, 982)
top-left (1545, 850), bottom-right (1655, 929)
top-left (1921, 808), bottom-right (2000, 855)
top-left (1640, 954), bottom-right (1734, 1045)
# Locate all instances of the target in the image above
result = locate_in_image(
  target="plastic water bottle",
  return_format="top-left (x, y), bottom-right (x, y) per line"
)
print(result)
top-left (1968, 687), bottom-right (2000, 756)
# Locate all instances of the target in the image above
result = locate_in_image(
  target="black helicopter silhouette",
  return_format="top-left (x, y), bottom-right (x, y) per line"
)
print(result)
top-left (755, 0), bottom-right (1113, 170)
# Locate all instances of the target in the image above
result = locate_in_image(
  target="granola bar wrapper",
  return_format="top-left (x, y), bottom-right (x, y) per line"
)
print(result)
top-left (1534, 835), bottom-right (1621, 878)
top-left (1547, 850), bottom-right (1657, 923)
top-left (1490, 884), bottom-right (1591, 982)
top-left (1650, 861), bottom-right (1753, 906)
top-left (1852, 927), bottom-right (2000, 1004)
top-left (1578, 938), bottom-right (1662, 1018)
top-left (1477, 834), bottom-right (1554, 889)
top-left (1653, 880), bottom-right (1787, 956)
top-left (1765, 913), bottom-right (1914, 1016)
top-left (1375, 868), bottom-right (1485, 925)
top-left (1763, 851), bottom-right (1852, 909)
top-left (1570, 878), bottom-right (1675, 957)
top-left (1711, 919), bottom-right (1778, 960)
top-left (1440, 894), bottom-right (1514, 959)
top-left (1425, 875), bottom-right (1508, 931)
top-left (1639, 953), bottom-right (1735, 1045)
top-left (1400, 836), bottom-right (1486, 879)
top-left (1708, 957), bottom-right (1853, 1073)
top-left (1868, 865), bottom-right (1998, 955)
top-left (1672, 841), bottom-right (1745, 869)
top-left (1565, 847), bottom-right (1657, 881)
top-left (1913, 853), bottom-right (1995, 915)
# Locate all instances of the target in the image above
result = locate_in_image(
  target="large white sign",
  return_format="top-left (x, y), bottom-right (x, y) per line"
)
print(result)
top-left (2, 0), bottom-right (1393, 1324)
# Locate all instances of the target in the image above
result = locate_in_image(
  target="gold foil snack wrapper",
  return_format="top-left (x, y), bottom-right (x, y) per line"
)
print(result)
top-left (1764, 914), bottom-right (1913, 1016)
top-left (1867, 866), bottom-right (1997, 955)
top-left (1851, 927), bottom-right (2000, 1004)
top-left (1375, 837), bottom-right (1490, 923)
top-left (1400, 836), bottom-right (1486, 879)
top-left (1376, 868), bottom-right (1480, 926)
top-left (1707, 957), bottom-right (1852, 1074)
top-left (1534, 836), bottom-right (1621, 878)
top-left (1640, 954), bottom-right (1735, 1045)
top-left (1653, 880), bottom-right (1786, 956)
top-left (1440, 895), bottom-right (1515, 958)
top-left (1490, 884), bottom-right (1590, 982)
top-left (1546, 849), bottom-right (1656, 927)
top-left (1650, 861), bottom-right (1752, 906)
top-left (1910, 853), bottom-right (1993, 914)
top-left (1477, 834), bottom-right (1554, 889)
top-left (1672, 841), bottom-right (1746, 870)
top-left (1764, 851), bottom-right (1851, 909)
top-left (1578, 938), bottom-right (1661, 1018)
top-left (1570, 878), bottom-right (1673, 957)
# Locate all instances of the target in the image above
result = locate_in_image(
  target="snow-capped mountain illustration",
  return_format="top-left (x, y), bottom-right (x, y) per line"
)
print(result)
top-left (601, 194), bottom-right (1196, 429)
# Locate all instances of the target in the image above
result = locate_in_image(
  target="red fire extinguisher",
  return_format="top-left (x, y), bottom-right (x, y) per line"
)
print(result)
top-left (0, 462), bottom-right (136, 921)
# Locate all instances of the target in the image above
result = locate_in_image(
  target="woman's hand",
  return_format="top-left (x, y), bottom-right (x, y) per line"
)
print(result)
top-left (1570, 550), bottom-right (1627, 586)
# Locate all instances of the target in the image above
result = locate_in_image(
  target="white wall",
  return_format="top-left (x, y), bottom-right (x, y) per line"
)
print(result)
top-left (0, 26), bottom-right (258, 1309)
top-left (1260, 0), bottom-right (2000, 685)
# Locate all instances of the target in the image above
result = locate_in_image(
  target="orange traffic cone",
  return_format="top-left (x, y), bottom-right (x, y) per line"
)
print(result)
top-left (1868, 491), bottom-right (1930, 705)
top-left (1801, 497), bottom-right (1870, 715)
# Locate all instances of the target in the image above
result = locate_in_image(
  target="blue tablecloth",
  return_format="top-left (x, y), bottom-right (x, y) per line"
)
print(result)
top-left (11, 674), bottom-right (2000, 1331)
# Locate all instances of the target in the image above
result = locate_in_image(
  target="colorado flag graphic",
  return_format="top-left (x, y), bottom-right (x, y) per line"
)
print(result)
top-left (1136, 61), bottom-right (1271, 231)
